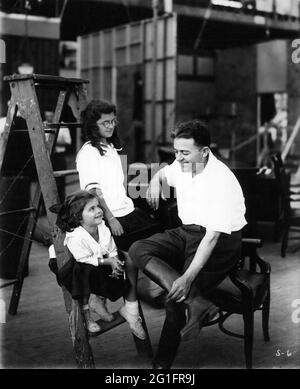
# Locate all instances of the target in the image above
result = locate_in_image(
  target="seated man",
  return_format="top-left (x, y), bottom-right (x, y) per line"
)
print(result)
top-left (129, 119), bottom-right (247, 369)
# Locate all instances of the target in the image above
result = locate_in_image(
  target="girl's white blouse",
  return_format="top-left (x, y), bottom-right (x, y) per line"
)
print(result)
top-left (76, 142), bottom-right (134, 217)
top-left (64, 222), bottom-right (118, 266)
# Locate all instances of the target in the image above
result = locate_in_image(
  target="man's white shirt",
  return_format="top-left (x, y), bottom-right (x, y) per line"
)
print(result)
top-left (163, 151), bottom-right (247, 234)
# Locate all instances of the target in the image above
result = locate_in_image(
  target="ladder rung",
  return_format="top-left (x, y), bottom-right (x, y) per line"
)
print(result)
top-left (0, 279), bottom-right (18, 288)
top-left (93, 311), bottom-right (126, 336)
top-left (0, 207), bottom-right (36, 217)
top-left (53, 169), bottom-right (78, 178)
top-left (46, 122), bottom-right (82, 128)
top-left (11, 129), bottom-right (56, 133)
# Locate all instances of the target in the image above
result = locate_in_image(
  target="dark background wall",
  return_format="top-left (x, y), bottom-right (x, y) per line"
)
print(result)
top-left (1, 36), bottom-right (59, 117)
top-left (212, 45), bottom-right (257, 165)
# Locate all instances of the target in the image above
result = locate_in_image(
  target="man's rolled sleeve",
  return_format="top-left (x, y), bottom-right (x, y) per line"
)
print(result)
top-left (163, 160), bottom-right (179, 188)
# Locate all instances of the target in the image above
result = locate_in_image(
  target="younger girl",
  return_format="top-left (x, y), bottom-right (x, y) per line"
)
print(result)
top-left (50, 190), bottom-right (146, 339)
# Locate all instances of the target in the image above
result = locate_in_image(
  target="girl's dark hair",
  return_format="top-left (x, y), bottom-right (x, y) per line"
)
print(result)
top-left (81, 99), bottom-right (122, 155)
top-left (50, 190), bottom-right (98, 233)
top-left (171, 119), bottom-right (211, 148)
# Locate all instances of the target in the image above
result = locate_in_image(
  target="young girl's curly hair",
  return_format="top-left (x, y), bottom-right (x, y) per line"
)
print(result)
top-left (50, 190), bottom-right (98, 232)
top-left (81, 99), bottom-right (122, 156)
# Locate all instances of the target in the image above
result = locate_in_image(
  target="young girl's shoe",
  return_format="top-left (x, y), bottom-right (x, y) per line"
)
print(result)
top-left (83, 307), bottom-right (102, 334)
top-left (119, 305), bottom-right (147, 340)
top-left (89, 294), bottom-right (114, 322)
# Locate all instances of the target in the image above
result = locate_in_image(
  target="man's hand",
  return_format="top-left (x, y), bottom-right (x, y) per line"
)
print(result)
top-left (167, 274), bottom-right (194, 303)
top-left (146, 180), bottom-right (161, 210)
top-left (108, 217), bottom-right (124, 236)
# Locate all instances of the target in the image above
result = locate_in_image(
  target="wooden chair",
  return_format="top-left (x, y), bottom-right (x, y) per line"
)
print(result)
top-left (271, 153), bottom-right (300, 257)
top-left (208, 238), bottom-right (271, 369)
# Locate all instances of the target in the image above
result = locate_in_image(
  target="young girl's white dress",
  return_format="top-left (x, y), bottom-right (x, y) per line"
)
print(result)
top-left (61, 221), bottom-right (128, 301)
top-left (64, 222), bottom-right (118, 266)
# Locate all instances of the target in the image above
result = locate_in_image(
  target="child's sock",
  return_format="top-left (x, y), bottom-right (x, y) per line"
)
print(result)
top-left (82, 304), bottom-right (101, 333)
top-left (124, 300), bottom-right (139, 317)
top-left (119, 301), bottom-right (146, 340)
top-left (89, 294), bottom-right (114, 322)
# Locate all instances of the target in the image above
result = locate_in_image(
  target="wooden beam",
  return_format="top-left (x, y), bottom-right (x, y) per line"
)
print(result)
top-left (174, 4), bottom-right (300, 32)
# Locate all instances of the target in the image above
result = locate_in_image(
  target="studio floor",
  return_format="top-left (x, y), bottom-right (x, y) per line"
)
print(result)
top-left (1, 222), bottom-right (299, 370)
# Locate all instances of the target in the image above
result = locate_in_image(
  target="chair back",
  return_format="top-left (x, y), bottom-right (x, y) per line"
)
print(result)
top-left (271, 153), bottom-right (291, 216)
top-left (231, 168), bottom-right (259, 237)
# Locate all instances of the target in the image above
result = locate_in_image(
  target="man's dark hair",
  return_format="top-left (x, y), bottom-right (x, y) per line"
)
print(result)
top-left (171, 119), bottom-right (211, 148)
top-left (81, 99), bottom-right (121, 155)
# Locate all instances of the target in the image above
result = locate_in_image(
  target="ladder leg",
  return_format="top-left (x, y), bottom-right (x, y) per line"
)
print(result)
top-left (8, 86), bottom-right (68, 315)
top-left (0, 101), bottom-right (16, 170)
top-left (53, 230), bottom-right (95, 368)
top-left (9, 185), bottom-right (42, 315)
top-left (68, 297), bottom-right (95, 368)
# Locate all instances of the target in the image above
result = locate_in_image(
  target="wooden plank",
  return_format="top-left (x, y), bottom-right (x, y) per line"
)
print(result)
top-left (0, 279), bottom-right (17, 288)
top-left (0, 101), bottom-right (16, 171)
top-left (53, 169), bottom-right (78, 178)
top-left (8, 183), bottom-right (42, 315)
top-left (0, 207), bottom-right (35, 217)
top-left (94, 311), bottom-right (126, 335)
top-left (3, 73), bottom-right (89, 85)
top-left (45, 122), bottom-right (82, 128)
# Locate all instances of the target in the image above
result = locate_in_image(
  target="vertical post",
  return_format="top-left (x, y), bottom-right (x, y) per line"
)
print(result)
top-left (111, 29), bottom-right (117, 104)
top-left (162, 16), bottom-right (167, 145)
top-left (230, 102), bottom-right (237, 168)
top-left (150, 0), bottom-right (158, 161)
top-left (230, 125), bottom-right (236, 168)
top-left (257, 94), bottom-right (261, 166)
top-left (0, 101), bottom-right (16, 170)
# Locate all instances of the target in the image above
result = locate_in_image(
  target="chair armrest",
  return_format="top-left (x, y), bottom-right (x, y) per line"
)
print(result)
top-left (241, 238), bottom-right (271, 274)
top-left (242, 238), bottom-right (262, 247)
top-left (251, 252), bottom-right (271, 274)
top-left (241, 238), bottom-right (262, 261)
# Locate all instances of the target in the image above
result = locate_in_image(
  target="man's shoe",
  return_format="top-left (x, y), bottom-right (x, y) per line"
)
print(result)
top-left (119, 305), bottom-right (147, 340)
top-left (89, 295), bottom-right (114, 322)
top-left (180, 297), bottom-right (219, 342)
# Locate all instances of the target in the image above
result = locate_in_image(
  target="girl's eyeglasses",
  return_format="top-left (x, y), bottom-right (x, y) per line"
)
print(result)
top-left (97, 118), bottom-right (117, 129)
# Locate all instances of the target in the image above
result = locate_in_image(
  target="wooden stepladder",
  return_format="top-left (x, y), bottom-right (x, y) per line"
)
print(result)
top-left (0, 74), bottom-right (152, 368)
